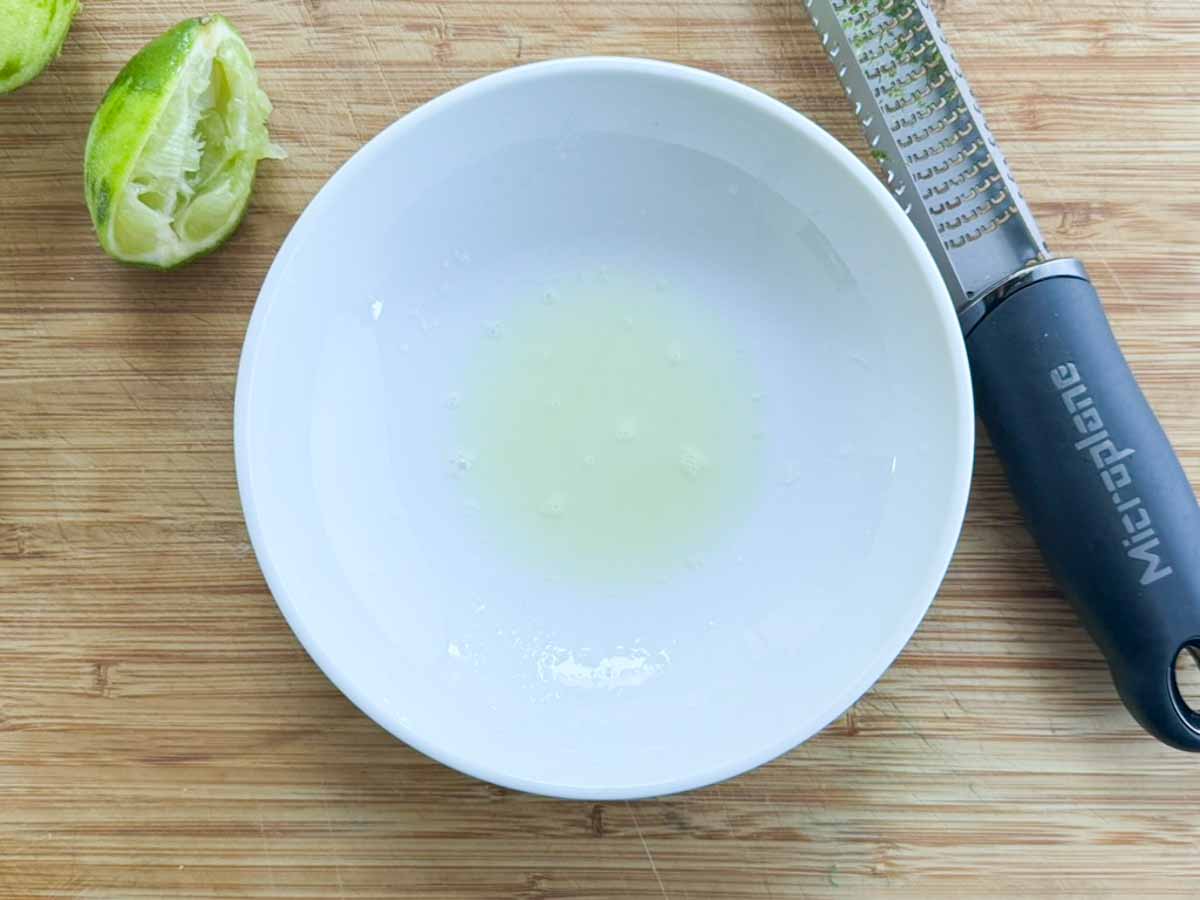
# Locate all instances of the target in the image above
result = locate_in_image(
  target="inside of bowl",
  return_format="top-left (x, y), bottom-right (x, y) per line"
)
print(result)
top-left (237, 60), bottom-right (972, 797)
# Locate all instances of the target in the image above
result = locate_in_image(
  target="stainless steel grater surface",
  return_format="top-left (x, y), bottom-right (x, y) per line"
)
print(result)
top-left (804, 0), bottom-right (1049, 309)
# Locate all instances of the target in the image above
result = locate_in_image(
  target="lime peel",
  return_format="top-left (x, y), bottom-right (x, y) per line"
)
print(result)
top-left (0, 0), bottom-right (80, 93)
top-left (84, 15), bottom-right (284, 269)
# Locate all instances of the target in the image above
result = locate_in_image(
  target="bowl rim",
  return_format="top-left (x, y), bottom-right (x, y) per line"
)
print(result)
top-left (234, 56), bottom-right (975, 800)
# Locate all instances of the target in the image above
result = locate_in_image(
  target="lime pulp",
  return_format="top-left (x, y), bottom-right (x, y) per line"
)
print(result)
top-left (84, 15), bottom-right (284, 268)
top-left (0, 0), bottom-right (79, 94)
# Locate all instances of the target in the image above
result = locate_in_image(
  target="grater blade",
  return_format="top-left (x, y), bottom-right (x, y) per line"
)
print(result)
top-left (804, 0), bottom-right (1050, 311)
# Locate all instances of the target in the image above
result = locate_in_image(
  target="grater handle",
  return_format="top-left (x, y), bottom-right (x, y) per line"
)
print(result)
top-left (966, 266), bottom-right (1200, 750)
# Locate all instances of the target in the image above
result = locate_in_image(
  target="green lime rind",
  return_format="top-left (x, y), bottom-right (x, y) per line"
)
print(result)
top-left (84, 15), bottom-right (284, 269)
top-left (0, 0), bottom-right (81, 94)
top-left (85, 18), bottom-right (200, 245)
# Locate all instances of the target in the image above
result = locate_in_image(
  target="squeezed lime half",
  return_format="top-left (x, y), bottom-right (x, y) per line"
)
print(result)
top-left (0, 0), bottom-right (80, 94)
top-left (84, 15), bottom-right (284, 268)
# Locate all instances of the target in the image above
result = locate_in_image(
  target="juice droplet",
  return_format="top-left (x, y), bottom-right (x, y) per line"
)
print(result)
top-left (485, 321), bottom-right (502, 339)
top-left (666, 340), bottom-right (685, 366)
top-left (450, 450), bottom-right (475, 473)
top-left (784, 462), bottom-right (802, 486)
top-left (540, 491), bottom-right (568, 518)
top-left (446, 391), bottom-right (462, 409)
top-left (583, 454), bottom-right (597, 467)
top-left (679, 444), bottom-right (710, 480)
top-left (369, 297), bottom-right (384, 320)
top-left (616, 416), bottom-right (639, 442)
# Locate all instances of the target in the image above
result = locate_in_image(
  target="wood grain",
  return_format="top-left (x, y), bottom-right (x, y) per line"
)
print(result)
top-left (4, 1), bottom-right (1200, 897)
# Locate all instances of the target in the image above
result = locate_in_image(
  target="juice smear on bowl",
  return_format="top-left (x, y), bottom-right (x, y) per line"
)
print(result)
top-left (453, 268), bottom-right (764, 584)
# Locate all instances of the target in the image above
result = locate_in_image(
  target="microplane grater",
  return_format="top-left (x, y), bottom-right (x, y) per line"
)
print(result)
top-left (805, 0), bottom-right (1200, 752)
top-left (804, 0), bottom-right (1048, 310)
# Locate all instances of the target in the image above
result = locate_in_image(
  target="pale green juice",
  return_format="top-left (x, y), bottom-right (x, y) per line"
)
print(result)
top-left (453, 269), bottom-right (763, 584)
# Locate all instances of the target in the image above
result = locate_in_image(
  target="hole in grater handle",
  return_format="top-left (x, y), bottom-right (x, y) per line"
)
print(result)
top-left (1174, 645), bottom-right (1200, 719)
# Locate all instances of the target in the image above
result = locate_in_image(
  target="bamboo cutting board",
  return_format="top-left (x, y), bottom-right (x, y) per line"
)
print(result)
top-left (4, 1), bottom-right (1200, 897)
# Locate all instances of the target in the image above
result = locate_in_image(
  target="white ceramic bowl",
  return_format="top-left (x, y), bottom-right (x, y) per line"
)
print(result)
top-left (235, 58), bottom-right (973, 799)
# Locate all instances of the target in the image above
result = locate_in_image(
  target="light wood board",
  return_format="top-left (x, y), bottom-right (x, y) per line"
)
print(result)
top-left (3, 1), bottom-right (1200, 897)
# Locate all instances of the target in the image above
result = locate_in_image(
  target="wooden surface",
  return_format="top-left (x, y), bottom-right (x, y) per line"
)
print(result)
top-left (4, 1), bottom-right (1200, 897)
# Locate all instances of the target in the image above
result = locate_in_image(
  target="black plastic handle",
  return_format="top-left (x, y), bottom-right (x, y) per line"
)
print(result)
top-left (966, 269), bottom-right (1200, 750)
